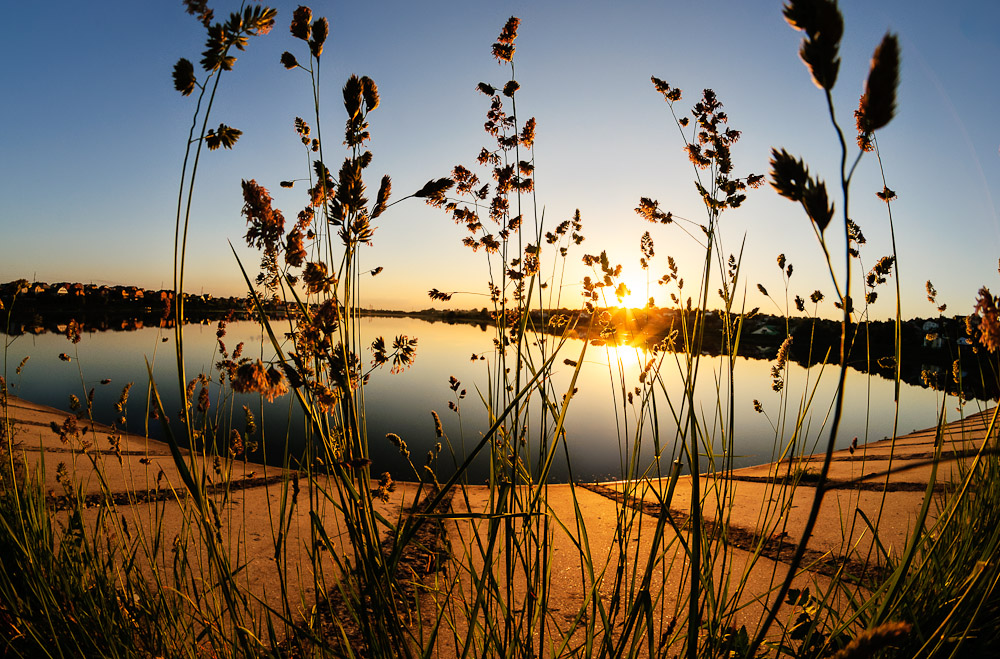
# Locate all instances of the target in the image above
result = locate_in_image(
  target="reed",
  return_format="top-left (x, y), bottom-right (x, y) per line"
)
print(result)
top-left (0, 1), bottom-right (998, 657)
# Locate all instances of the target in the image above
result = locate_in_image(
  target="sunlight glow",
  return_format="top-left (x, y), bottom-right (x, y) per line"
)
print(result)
top-left (612, 275), bottom-right (655, 310)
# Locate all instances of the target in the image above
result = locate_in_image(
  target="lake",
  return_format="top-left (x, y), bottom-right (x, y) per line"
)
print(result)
top-left (1, 316), bottom-right (979, 482)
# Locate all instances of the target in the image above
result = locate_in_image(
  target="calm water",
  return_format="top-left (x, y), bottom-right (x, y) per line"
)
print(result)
top-left (1, 317), bottom-right (977, 482)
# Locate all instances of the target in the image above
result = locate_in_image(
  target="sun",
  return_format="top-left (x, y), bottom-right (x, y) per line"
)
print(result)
top-left (613, 276), bottom-right (654, 310)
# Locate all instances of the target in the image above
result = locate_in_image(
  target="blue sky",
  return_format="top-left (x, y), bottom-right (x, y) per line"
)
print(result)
top-left (1, 1), bottom-right (998, 319)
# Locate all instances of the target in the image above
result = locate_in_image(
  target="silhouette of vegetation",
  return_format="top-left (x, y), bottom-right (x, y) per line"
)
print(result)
top-left (2, 2), bottom-right (999, 657)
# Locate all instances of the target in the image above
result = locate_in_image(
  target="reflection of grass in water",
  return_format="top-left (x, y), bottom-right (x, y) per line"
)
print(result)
top-left (1, 1), bottom-right (999, 657)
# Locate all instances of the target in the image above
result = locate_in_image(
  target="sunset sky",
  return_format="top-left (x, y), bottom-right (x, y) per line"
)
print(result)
top-left (2, 1), bottom-right (998, 319)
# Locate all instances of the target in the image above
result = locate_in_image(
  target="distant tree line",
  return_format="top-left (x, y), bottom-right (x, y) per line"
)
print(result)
top-left (4, 280), bottom-right (996, 400)
top-left (0, 279), bottom-right (277, 336)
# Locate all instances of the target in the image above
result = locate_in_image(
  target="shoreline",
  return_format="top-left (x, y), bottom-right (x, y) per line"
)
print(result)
top-left (2, 391), bottom-right (993, 648)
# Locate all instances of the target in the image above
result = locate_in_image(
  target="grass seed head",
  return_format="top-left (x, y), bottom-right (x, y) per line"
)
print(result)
top-left (172, 58), bottom-right (197, 95)
top-left (973, 287), bottom-right (1000, 352)
top-left (309, 17), bottom-right (328, 58)
top-left (360, 76), bottom-right (379, 112)
top-left (831, 621), bottom-right (911, 659)
top-left (783, 0), bottom-right (844, 90)
top-left (856, 32), bottom-right (900, 134)
top-left (183, 0), bottom-right (214, 27)
top-left (290, 6), bottom-right (312, 41)
top-left (492, 17), bottom-right (519, 62)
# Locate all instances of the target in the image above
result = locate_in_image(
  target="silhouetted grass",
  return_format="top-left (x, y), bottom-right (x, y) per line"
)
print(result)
top-left (1, 2), bottom-right (999, 657)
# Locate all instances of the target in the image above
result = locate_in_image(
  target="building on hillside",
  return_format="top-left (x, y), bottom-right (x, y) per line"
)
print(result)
top-left (751, 324), bottom-right (782, 337)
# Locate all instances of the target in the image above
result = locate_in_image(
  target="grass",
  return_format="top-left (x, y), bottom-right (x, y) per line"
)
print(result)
top-left (1, 0), bottom-right (1000, 657)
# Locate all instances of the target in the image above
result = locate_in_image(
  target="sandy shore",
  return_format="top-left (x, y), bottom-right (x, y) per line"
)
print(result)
top-left (2, 393), bottom-right (994, 650)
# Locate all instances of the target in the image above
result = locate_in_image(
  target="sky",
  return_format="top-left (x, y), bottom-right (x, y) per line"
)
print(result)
top-left (1, 1), bottom-right (998, 320)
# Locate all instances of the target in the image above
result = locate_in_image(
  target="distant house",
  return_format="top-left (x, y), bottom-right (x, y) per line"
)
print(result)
top-left (921, 320), bottom-right (940, 332)
top-left (752, 324), bottom-right (782, 337)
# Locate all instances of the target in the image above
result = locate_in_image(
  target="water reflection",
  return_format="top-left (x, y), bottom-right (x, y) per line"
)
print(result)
top-left (2, 317), bottom-right (980, 482)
